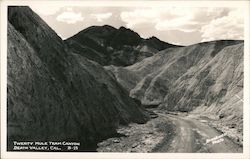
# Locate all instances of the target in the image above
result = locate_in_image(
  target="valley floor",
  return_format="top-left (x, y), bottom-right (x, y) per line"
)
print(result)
top-left (97, 109), bottom-right (243, 153)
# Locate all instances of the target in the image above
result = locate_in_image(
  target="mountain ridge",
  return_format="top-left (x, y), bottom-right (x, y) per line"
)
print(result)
top-left (65, 25), bottom-right (181, 66)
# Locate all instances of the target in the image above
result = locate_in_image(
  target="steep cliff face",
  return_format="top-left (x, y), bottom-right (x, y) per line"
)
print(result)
top-left (65, 25), bottom-right (180, 66)
top-left (7, 6), bottom-right (149, 151)
top-left (107, 40), bottom-right (243, 111)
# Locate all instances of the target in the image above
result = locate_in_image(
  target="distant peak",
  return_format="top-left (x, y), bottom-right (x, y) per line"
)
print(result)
top-left (118, 26), bottom-right (135, 33)
top-left (148, 36), bottom-right (158, 40)
top-left (117, 26), bottom-right (141, 38)
top-left (103, 24), bottom-right (113, 27)
top-left (119, 26), bottom-right (127, 30)
top-left (144, 36), bottom-right (167, 44)
top-left (146, 36), bottom-right (161, 42)
top-left (102, 25), bottom-right (117, 30)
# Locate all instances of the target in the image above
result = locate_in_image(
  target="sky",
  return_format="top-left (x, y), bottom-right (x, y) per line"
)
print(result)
top-left (29, 5), bottom-right (244, 45)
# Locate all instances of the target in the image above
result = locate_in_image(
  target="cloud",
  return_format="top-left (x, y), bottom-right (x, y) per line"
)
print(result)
top-left (31, 6), bottom-right (244, 45)
top-left (155, 17), bottom-right (199, 32)
top-left (56, 10), bottom-right (84, 24)
top-left (201, 9), bottom-right (243, 42)
top-left (120, 8), bottom-right (160, 28)
top-left (91, 12), bottom-right (113, 22)
top-left (120, 7), bottom-right (243, 42)
top-left (156, 8), bottom-right (228, 32)
top-left (30, 5), bottom-right (61, 16)
top-left (120, 7), bottom-right (228, 32)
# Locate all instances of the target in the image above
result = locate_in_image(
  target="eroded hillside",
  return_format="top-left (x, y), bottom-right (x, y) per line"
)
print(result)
top-left (106, 40), bottom-right (243, 139)
top-left (7, 6), bottom-right (149, 151)
top-left (107, 40), bottom-right (243, 109)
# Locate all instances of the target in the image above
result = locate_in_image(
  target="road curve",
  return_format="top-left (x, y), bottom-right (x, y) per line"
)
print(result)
top-left (156, 113), bottom-right (242, 153)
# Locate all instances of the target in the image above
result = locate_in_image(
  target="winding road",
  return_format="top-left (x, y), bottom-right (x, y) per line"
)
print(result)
top-left (155, 113), bottom-right (243, 153)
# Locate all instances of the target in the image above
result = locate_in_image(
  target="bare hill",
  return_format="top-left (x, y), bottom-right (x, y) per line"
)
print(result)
top-left (65, 25), bottom-right (181, 66)
top-left (106, 40), bottom-right (243, 117)
top-left (7, 6), bottom-right (149, 151)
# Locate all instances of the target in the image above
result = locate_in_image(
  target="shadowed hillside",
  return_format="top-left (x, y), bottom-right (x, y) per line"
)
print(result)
top-left (7, 6), bottom-right (149, 151)
top-left (65, 25), bottom-right (181, 66)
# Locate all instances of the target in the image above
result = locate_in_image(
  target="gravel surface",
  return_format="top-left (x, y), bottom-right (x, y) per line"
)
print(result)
top-left (97, 115), bottom-right (175, 152)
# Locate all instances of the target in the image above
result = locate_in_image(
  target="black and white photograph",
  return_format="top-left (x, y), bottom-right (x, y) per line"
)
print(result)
top-left (1, 0), bottom-right (250, 159)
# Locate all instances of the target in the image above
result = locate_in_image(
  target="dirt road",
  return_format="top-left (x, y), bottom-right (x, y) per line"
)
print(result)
top-left (155, 113), bottom-right (243, 153)
top-left (97, 111), bottom-right (242, 153)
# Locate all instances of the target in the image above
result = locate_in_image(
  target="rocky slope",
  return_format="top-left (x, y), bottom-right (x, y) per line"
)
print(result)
top-left (107, 40), bottom-right (243, 116)
top-left (65, 25), bottom-right (180, 66)
top-left (106, 40), bottom-right (244, 145)
top-left (7, 6), bottom-right (149, 151)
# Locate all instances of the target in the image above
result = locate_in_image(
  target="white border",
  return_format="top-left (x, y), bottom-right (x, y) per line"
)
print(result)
top-left (1, 1), bottom-right (250, 159)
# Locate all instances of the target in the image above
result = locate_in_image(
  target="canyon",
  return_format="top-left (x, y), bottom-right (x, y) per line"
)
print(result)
top-left (7, 6), bottom-right (243, 152)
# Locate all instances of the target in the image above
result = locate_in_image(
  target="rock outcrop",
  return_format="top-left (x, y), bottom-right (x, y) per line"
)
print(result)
top-left (7, 6), bottom-right (149, 151)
